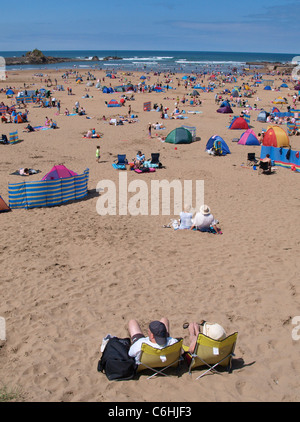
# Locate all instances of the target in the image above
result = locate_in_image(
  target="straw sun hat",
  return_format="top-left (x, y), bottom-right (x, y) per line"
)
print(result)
top-left (203, 322), bottom-right (226, 341)
top-left (200, 204), bottom-right (211, 215)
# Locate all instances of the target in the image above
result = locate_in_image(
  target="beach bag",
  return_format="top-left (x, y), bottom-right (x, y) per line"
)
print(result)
top-left (97, 337), bottom-right (137, 381)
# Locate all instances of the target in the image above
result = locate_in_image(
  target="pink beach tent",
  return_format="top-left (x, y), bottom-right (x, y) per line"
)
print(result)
top-left (42, 165), bottom-right (78, 181)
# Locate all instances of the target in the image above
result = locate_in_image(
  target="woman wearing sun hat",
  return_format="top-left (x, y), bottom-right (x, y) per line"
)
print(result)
top-left (190, 204), bottom-right (221, 233)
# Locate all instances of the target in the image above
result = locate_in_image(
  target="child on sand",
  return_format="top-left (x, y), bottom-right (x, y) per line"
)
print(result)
top-left (96, 146), bottom-right (100, 163)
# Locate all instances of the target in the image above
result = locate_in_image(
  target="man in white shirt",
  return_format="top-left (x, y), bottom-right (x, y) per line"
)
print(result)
top-left (190, 204), bottom-right (221, 233)
top-left (128, 318), bottom-right (178, 363)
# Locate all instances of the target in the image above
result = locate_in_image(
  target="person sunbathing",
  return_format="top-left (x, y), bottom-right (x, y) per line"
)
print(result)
top-left (134, 151), bottom-right (145, 168)
top-left (24, 124), bottom-right (35, 132)
top-left (19, 168), bottom-right (30, 176)
top-left (128, 318), bottom-right (178, 364)
top-left (260, 154), bottom-right (272, 172)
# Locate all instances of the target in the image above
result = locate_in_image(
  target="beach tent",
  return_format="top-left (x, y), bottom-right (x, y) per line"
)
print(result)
top-left (114, 85), bottom-right (125, 92)
top-left (220, 100), bottom-right (231, 108)
top-left (42, 165), bottom-right (77, 181)
top-left (264, 85), bottom-right (272, 90)
top-left (273, 97), bottom-right (287, 104)
top-left (107, 99), bottom-right (121, 107)
top-left (271, 107), bottom-right (280, 113)
top-left (238, 129), bottom-right (260, 146)
top-left (192, 90), bottom-right (200, 96)
top-left (6, 89), bottom-right (15, 96)
top-left (0, 195), bottom-right (11, 213)
top-left (206, 135), bottom-right (231, 155)
top-left (217, 105), bottom-right (233, 114)
top-left (262, 126), bottom-right (290, 148)
top-left (103, 87), bottom-right (114, 93)
top-left (257, 110), bottom-right (269, 122)
top-left (95, 82), bottom-right (102, 89)
top-left (140, 76), bottom-right (147, 80)
top-left (231, 89), bottom-right (239, 97)
top-left (228, 116), bottom-right (249, 130)
top-left (280, 83), bottom-right (288, 88)
top-left (165, 127), bottom-right (193, 144)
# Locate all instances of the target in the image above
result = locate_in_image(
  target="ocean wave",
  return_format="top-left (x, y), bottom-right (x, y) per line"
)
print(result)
top-left (132, 61), bottom-right (158, 65)
top-left (175, 60), bottom-right (246, 65)
top-left (123, 56), bottom-right (173, 61)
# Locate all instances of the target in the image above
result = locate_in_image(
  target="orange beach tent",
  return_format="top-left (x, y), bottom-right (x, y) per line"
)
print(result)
top-left (262, 126), bottom-right (290, 148)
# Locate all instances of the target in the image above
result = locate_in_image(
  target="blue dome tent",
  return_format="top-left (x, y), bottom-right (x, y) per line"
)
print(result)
top-left (206, 135), bottom-right (231, 155)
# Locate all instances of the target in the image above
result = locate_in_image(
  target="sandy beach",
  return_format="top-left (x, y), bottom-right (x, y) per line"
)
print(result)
top-left (1, 66), bottom-right (300, 403)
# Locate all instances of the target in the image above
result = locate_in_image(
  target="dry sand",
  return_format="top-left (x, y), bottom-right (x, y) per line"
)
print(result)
top-left (0, 67), bottom-right (300, 402)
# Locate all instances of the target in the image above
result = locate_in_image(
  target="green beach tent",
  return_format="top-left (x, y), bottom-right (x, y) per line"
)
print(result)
top-left (165, 127), bottom-right (193, 144)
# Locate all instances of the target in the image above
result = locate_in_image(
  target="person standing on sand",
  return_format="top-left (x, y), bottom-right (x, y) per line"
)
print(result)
top-left (96, 146), bottom-right (100, 163)
top-left (148, 123), bottom-right (152, 138)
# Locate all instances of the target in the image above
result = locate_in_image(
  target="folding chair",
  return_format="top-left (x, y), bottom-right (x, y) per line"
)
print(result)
top-left (113, 154), bottom-right (128, 169)
top-left (247, 152), bottom-right (258, 166)
top-left (183, 332), bottom-right (238, 379)
top-left (136, 338), bottom-right (183, 379)
top-left (148, 153), bottom-right (162, 168)
top-left (258, 160), bottom-right (271, 174)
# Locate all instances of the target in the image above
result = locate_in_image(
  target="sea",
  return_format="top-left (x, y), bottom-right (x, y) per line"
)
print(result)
top-left (0, 50), bottom-right (297, 74)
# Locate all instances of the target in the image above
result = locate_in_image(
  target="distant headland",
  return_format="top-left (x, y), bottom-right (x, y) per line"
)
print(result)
top-left (4, 49), bottom-right (122, 66)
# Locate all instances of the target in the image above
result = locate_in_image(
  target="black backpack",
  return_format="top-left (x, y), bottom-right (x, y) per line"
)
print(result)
top-left (97, 337), bottom-right (137, 381)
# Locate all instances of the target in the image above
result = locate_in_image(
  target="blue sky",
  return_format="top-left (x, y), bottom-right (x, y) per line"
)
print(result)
top-left (0, 0), bottom-right (299, 54)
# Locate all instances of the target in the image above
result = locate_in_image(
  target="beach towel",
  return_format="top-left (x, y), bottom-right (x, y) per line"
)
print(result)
top-left (134, 167), bottom-right (156, 173)
top-left (112, 163), bottom-right (127, 170)
top-left (33, 126), bottom-right (54, 131)
top-left (11, 169), bottom-right (41, 176)
top-left (143, 160), bottom-right (159, 168)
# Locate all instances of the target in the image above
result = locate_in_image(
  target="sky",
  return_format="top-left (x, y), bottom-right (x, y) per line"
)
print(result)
top-left (0, 0), bottom-right (299, 54)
